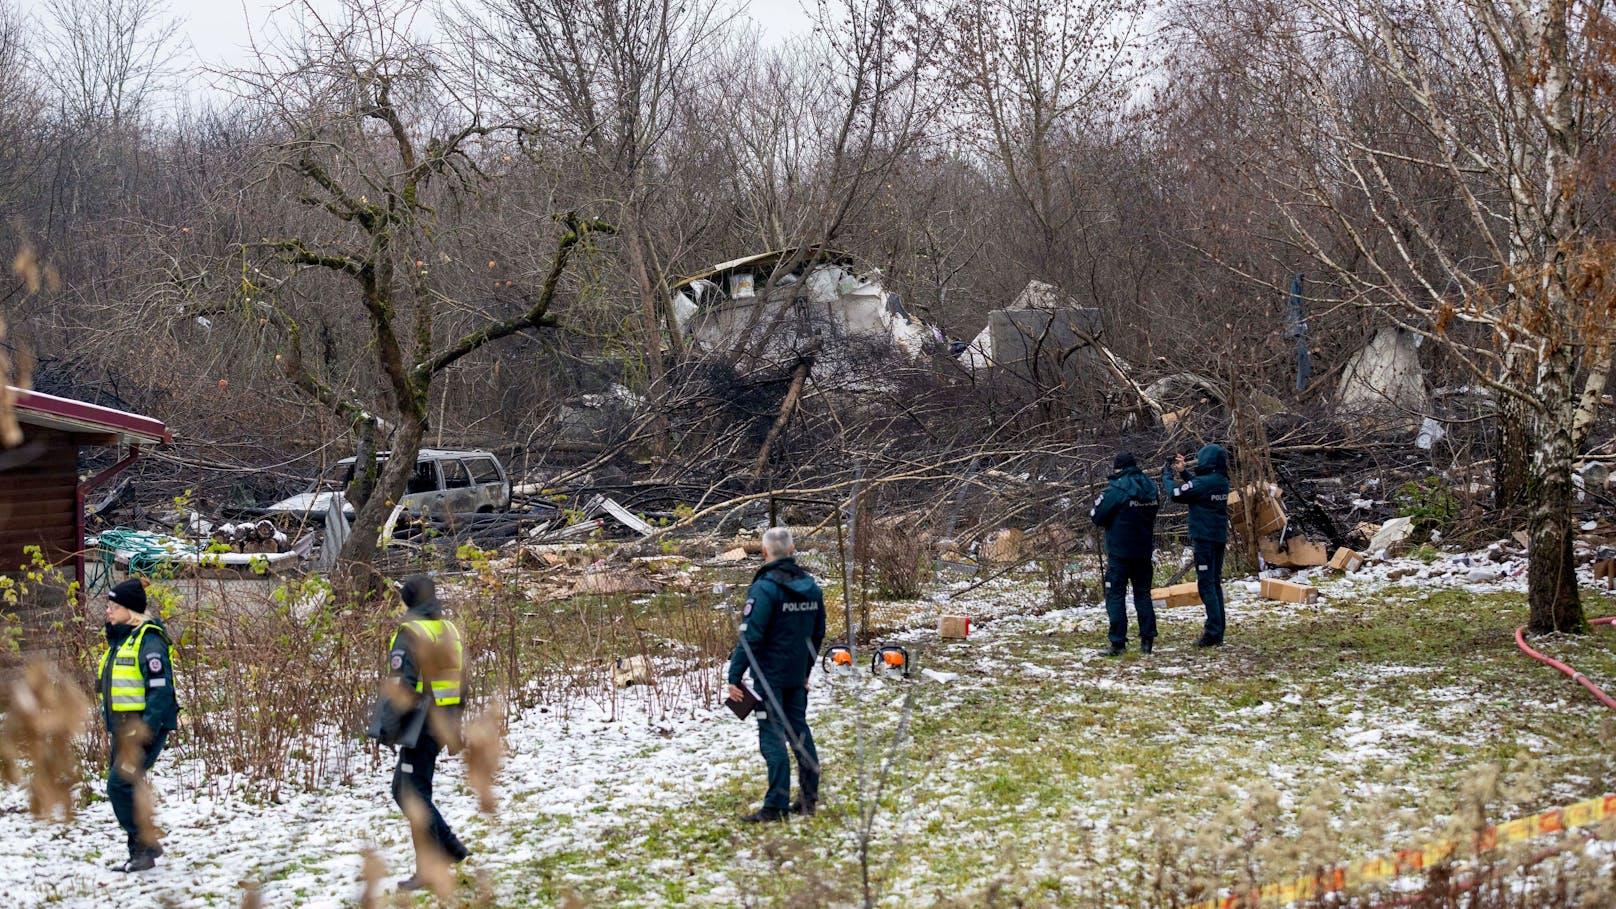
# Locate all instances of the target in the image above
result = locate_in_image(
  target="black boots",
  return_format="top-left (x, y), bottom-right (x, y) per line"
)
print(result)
top-left (112, 839), bottom-right (160, 872)
top-left (1104, 644), bottom-right (1126, 657)
top-left (741, 807), bottom-right (789, 823)
top-left (788, 798), bottom-right (817, 817)
top-left (1194, 634), bottom-right (1223, 648)
top-left (1141, 639), bottom-right (1154, 655)
top-left (111, 852), bottom-right (156, 873)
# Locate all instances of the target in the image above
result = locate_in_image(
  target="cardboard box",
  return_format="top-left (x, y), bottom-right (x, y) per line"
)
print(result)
top-left (1228, 484), bottom-right (1287, 537)
top-left (979, 527), bottom-right (1026, 564)
top-left (1329, 547), bottom-right (1365, 573)
top-left (1260, 536), bottom-right (1329, 568)
top-left (938, 615), bottom-right (971, 639)
top-left (1150, 581), bottom-right (1203, 609)
top-left (1595, 558), bottom-right (1616, 591)
top-left (1260, 577), bottom-right (1319, 604)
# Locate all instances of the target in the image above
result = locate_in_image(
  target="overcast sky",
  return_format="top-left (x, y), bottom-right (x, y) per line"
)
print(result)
top-left (163, 0), bottom-right (814, 76)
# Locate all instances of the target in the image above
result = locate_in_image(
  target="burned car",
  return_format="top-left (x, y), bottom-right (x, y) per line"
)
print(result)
top-left (265, 449), bottom-right (511, 522)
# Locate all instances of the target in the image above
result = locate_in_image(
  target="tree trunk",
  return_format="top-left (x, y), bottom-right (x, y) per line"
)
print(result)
top-left (1573, 342), bottom-right (1612, 448)
top-left (1495, 350), bottom-right (1533, 510)
top-left (625, 227), bottom-right (664, 385)
top-left (1526, 348), bottom-right (1584, 634)
top-left (752, 345), bottom-right (818, 480)
top-left (336, 413), bottom-right (425, 602)
top-left (346, 417), bottom-right (380, 510)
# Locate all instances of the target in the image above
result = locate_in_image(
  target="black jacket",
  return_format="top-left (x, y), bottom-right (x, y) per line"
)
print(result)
top-left (1090, 465), bottom-right (1160, 559)
top-left (1164, 444), bottom-right (1231, 544)
top-left (727, 558), bottom-right (826, 692)
top-left (368, 601), bottom-right (462, 749)
top-left (100, 618), bottom-right (179, 734)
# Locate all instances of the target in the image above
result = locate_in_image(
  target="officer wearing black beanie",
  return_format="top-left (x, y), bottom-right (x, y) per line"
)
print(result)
top-left (98, 578), bottom-right (178, 872)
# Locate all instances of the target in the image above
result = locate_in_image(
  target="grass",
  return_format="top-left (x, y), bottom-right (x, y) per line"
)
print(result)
top-left (485, 573), bottom-right (1616, 907)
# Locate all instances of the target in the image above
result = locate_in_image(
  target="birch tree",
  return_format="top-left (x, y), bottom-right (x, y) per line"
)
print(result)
top-left (1175, 0), bottom-right (1616, 632)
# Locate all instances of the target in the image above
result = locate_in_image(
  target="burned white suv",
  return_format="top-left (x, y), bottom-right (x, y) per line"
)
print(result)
top-left (265, 449), bottom-right (511, 520)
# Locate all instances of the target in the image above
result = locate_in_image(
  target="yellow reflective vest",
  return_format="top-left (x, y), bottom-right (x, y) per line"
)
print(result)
top-left (390, 618), bottom-right (463, 707)
top-left (97, 621), bottom-right (172, 713)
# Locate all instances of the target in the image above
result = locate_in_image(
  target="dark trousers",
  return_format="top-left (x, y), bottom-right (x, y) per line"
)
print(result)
top-left (1192, 539), bottom-right (1227, 640)
top-left (108, 727), bottom-right (168, 856)
top-left (1104, 555), bottom-right (1157, 647)
top-left (757, 685), bottom-right (819, 811)
top-left (392, 731), bottom-right (464, 864)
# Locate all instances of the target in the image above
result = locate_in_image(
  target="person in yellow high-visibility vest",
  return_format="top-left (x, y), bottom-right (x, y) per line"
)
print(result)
top-left (96, 578), bottom-right (178, 872)
top-left (367, 574), bottom-right (468, 890)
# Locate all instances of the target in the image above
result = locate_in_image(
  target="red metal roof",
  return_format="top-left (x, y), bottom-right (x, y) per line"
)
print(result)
top-left (8, 386), bottom-right (170, 446)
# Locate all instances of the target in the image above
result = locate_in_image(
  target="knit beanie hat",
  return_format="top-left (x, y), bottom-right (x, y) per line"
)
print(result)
top-left (1112, 451), bottom-right (1138, 471)
top-left (401, 574), bottom-right (438, 610)
top-left (108, 578), bottom-right (148, 614)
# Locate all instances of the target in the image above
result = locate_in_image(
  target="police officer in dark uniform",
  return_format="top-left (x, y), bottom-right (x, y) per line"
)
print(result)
top-left (727, 527), bottom-right (826, 822)
top-left (1090, 451), bottom-right (1160, 656)
top-left (1164, 444), bottom-right (1232, 647)
top-left (97, 578), bottom-right (178, 872)
top-left (368, 574), bottom-right (470, 889)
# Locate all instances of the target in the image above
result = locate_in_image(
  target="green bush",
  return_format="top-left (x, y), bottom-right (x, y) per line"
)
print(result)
top-left (1394, 476), bottom-right (1460, 537)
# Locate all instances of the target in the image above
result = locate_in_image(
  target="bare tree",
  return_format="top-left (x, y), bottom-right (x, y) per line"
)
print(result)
top-left (463, 0), bottom-right (733, 383)
top-left (216, 0), bottom-right (612, 594)
top-left (1174, 0), bottom-right (1616, 632)
top-left (36, 0), bottom-right (181, 128)
top-left (940, 0), bottom-right (1142, 271)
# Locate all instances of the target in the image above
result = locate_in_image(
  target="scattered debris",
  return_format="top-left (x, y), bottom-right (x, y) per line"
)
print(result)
top-left (978, 528), bottom-right (1026, 564)
top-left (1229, 484), bottom-right (1287, 538)
top-left (1336, 327), bottom-right (1429, 425)
top-left (1368, 517), bottom-right (1416, 554)
top-left (920, 668), bottom-right (959, 684)
top-left (589, 495), bottom-right (655, 537)
top-left (1260, 577), bottom-right (1319, 604)
top-left (938, 615), bottom-right (971, 639)
top-left (671, 247), bottom-right (930, 367)
top-left (960, 281), bottom-right (1106, 386)
top-left (612, 655), bottom-right (653, 688)
top-left (1261, 536), bottom-right (1329, 568)
top-left (1595, 555), bottom-right (1616, 590)
top-left (1151, 582), bottom-right (1202, 609)
top-left (1415, 417), bottom-right (1446, 450)
top-left (572, 569), bottom-right (661, 597)
top-left (1329, 547), bottom-right (1366, 573)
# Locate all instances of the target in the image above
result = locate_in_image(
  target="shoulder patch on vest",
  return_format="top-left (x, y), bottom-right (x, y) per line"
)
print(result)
top-left (147, 655), bottom-right (163, 674)
top-left (390, 653), bottom-right (404, 670)
top-left (742, 598), bottom-right (754, 617)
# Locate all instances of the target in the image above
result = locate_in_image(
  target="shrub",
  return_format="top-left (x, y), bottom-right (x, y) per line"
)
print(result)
top-left (866, 522), bottom-right (928, 600)
top-left (1394, 476), bottom-right (1460, 537)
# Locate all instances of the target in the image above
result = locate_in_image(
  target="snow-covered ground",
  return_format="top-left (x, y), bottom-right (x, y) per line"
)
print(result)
top-left (1, 689), bottom-right (759, 907)
top-left (5, 547), bottom-right (1615, 907)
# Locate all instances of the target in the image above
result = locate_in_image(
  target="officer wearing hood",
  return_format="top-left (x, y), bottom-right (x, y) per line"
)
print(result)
top-left (1164, 444), bottom-right (1231, 647)
top-left (97, 578), bottom-right (178, 872)
top-left (368, 574), bottom-right (470, 889)
top-left (1091, 451), bottom-right (1160, 655)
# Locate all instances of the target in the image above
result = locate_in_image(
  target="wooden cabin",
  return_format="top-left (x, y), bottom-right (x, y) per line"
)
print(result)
top-left (2, 387), bottom-right (169, 627)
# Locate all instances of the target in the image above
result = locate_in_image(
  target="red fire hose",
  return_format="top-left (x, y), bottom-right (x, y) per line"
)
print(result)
top-left (1513, 616), bottom-right (1616, 712)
